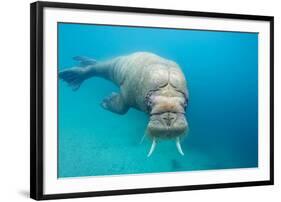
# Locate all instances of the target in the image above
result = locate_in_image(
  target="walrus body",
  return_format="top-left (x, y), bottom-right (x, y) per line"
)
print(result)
top-left (59, 52), bottom-right (189, 156)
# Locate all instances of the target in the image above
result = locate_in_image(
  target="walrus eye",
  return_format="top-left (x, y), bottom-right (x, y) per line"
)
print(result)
top-left (150, 112), bottom-right (162, 116)
top-left (145, 91), bottom-right (154, 112)
top-left (183, 100), bottom-right (188, 111)
top-left (146, 99), bottom-right (153, 112)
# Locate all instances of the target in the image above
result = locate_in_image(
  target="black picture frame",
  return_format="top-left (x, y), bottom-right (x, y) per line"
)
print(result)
top-left (30, 1), bottom-right (274, 200)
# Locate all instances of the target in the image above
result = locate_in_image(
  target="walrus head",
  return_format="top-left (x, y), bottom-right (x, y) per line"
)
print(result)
top-left (145, 83), bottom-right (188, 157)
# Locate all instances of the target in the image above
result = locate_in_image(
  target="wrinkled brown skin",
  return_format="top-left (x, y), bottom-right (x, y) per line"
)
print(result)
top-left (59, 52), bottom-right (189, 140)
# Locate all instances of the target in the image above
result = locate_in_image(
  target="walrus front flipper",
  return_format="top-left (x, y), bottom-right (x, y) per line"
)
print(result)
top-left (101, 92), bottom-right (129, 115)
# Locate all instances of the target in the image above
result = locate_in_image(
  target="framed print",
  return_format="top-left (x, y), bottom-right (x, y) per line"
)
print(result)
top-left (30, 1), bottom-right (274, 200)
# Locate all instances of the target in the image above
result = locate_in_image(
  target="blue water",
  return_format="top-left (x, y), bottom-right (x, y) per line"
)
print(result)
top-left (58, 23), bottom-right (258, 178)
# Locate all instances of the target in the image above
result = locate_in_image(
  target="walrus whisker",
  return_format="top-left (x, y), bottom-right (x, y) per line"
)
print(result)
top-left (147, 137), bottom-right (157, 157)
top-left (176, 137), bottom-right (184, 156)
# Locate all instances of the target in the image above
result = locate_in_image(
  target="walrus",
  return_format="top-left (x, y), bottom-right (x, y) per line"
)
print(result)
top-left (59, 52), bottom-right (189, 156)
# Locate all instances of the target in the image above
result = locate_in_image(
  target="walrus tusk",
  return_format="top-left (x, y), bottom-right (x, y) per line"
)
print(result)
top-left (140, 130), bottom-right (148, 144)
top-left (140, 134), bottom-right (146, 144)
top-left (147, 138), bottom-right (157, 157)
top-left (176, 137), bottom-right (184, 156)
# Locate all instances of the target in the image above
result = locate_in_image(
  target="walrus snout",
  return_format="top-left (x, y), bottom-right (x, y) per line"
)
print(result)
top-left (145, 94), bottom-right (188, 157)
top-left (147, 112), bottom-right (187, 139)
top-left (162, 112), bottom-right (176, 126)
top-left (146, 112), bottom-right (187, 157)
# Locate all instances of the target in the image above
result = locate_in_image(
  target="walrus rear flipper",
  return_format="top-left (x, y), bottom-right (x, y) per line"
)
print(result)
top-left (59, 56), bottom-right (98, 91)
top-left (59, 67), bottom-right (87, 91)
top-left (73, 56), bottom-right (97, 67)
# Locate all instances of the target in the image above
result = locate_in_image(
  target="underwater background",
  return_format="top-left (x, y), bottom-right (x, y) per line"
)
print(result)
top-left (58, 23), bottom-right (258, 178)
